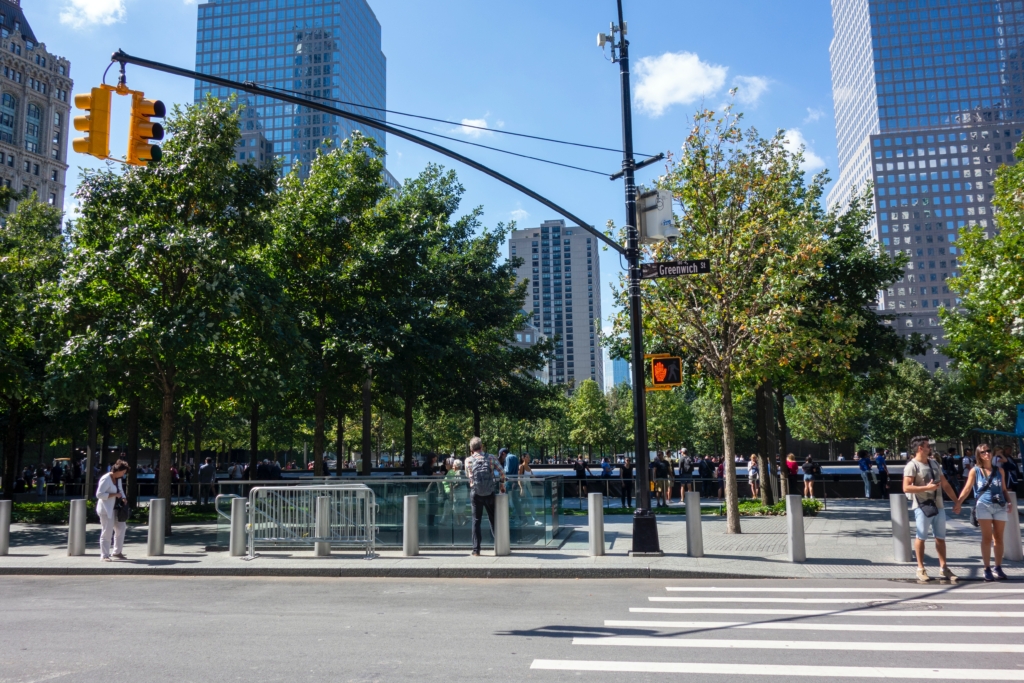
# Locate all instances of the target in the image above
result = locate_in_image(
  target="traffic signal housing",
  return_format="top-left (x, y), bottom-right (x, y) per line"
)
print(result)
top-left (649, 356), bottom-right (682, 390)
top-left (126, 92), bottom-right (165, 166)
top-left (72, 86), bottom-right (112, 159)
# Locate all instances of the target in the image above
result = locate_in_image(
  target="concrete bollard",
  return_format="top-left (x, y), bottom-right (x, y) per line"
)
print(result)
top-left (229, 497), bottom-right (247, 557)
top-left (67, 499), bottom-right (86, 556)
top-left (315, 495), bottom-right (331, 557)
top-left (786, 494), bottom-right (806, 563)
top-left (1005, 492), bottom-right (1024, 562)
top-left (588, 492), bottom-right (605, 556)
top-left (890, 493), bottom-right (913, 563)
top-left (147, 498), bottom-right (166, 557)
top-left (494, 493), bottom-right (510, 556)
top-left (402, 494), bottom-right (419, 557)
top-left (685, 491), bottom-right (704, 558)
top-left (0, 499), bottom-right (11, 556)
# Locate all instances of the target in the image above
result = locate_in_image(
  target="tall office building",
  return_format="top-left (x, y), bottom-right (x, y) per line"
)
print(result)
top-left (829, 0), bottom-right (1022, 370)
top-left (193, 0), bottom-right (386, 177)
top-left (508, 219), bottom-right (604, 388)
top-left (0, 0), bottom-right (72, 212)
top-left (611, 358), bottom-right (631, 389)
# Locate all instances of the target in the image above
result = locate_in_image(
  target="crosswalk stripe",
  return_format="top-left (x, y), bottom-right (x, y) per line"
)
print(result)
top-left (529, 660), bottom-right (1024, 679)
top-left (651, 597), bottom-right (1024, 605)
top-left (666, 587), bottom-right (1024, 594)
top-left (605, 619), bottom-right (1024, 633)
top-left (572, 636), bottom-right (1024, 653)
top-left (632, 607), bottom-right (1024, 618)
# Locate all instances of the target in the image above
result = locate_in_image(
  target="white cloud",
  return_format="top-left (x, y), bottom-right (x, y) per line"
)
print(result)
top-left (782, 129), bottom-right (826, 172)
top-left (456, 117), bottom-right (492, 138)
top-left (510, 207), bottom-right (530, 223)
top-left (634, 52), bottom-right (728, 117)
top-left (732, 76), bottom-right (769, 106)
top-left (60, 0), bottom-right (126, 27)
top-left (804, 107), bottom-right (825, 124)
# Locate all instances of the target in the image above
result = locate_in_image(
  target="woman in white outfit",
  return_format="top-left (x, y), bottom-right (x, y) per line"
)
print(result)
top-left (96, 460), bottom-right (130, 562)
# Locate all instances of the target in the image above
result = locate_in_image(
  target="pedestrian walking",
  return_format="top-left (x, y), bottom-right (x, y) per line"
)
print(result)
top-left (857, 450), bottom-right (873, 498)
top-left (198, 457), bottom-right (216, 505)
top-left (619, 457), bottom-right (634, 509)
top-left (903, 436), bottom-right (961, 583)
top-left (956, 444), bottom-right (1013, 581)
top-left (748, 454), bottom-right (760, 499)
top-left (518, 455), bottom-right (542, 525)
top-left (941, 448), bottom-right (961, 493)
top-left (679, 449), bottom-right (694, 494)
top-left (96, 460), bottom-right (131, 562)
top-left (465, 437), bottom-right (505, 557)
top-left (572, 457), bottom-right (589, 498)
top-left (801, 456), bottom-right (816, 499)
top-left (874, 448), bottom-right (889, 497)
top-left (715, 459), bottom-right (725, 500)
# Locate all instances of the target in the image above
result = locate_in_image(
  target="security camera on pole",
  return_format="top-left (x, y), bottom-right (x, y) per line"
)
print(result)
top-left (598, 1), bottom-right (662, 555)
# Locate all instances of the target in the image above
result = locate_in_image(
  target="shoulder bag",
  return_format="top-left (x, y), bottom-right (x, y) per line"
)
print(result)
top-left (913, 460), bottom-right (941, 518)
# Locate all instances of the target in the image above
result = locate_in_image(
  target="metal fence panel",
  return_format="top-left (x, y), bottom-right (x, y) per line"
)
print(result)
top-left (246, 484), bottom-right (376, 559)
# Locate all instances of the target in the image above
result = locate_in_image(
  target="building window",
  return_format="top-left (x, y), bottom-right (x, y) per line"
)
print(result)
top-left (48, 193), bottom-right (55, 205)
top-left (51, 170), bottom-right (58, 182)
top-left (25, 104), bottom-right (41, 153)
top-left (0, 93), bottom-right (14, 144)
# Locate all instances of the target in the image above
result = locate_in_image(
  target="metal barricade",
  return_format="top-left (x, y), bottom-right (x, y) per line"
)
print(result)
top-left (246, 484), bottom-right (376, 559)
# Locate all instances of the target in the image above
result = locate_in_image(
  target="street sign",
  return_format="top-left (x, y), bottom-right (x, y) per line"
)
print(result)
top-left (640, 260), bottom-right (710, 280)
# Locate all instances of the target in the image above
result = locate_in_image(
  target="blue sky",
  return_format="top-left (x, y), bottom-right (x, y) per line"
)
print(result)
top-left (39, 0), bottom-right (838, 382)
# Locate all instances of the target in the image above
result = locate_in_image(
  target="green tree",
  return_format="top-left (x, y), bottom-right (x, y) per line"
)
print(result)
top-left (1, 195), bottom-right (64, 496)
top-left (612, 108), bottom-right (850, 533)
top-left (864, 359), bottom-right (940, 451)
top-left (787, 388), bottom-right (865, 459)
top-left (53, 97), bottom-right (278, 515)
top-left (646, 388), bottom-right (693, 453)
top-left (942, 140), bottom-right (1024, 396)
top-left (568, 379), bottom-right (610, 458)
top-left (270, 135), bottom-right (388, 476)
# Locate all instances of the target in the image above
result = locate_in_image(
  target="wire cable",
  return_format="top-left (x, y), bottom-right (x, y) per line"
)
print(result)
top-left (385, 120), bottom-right (610, 176)
top-left (256, 82), bottom-right (657, 158)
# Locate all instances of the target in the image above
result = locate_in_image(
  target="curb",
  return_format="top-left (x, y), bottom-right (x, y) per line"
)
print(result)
top-left (0, 566), bottom-right (778, 580)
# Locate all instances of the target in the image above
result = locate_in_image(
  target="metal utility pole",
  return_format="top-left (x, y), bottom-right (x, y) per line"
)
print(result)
top-left (600, 0), bottom-right (661, 555)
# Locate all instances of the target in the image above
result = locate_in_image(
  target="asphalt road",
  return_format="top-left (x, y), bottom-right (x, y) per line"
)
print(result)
top-left (2, 577), bottom-right (1024, 682)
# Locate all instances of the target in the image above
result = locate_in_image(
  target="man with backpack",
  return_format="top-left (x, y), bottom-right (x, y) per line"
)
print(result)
top-left (465, 437), bottom-right (505, 557)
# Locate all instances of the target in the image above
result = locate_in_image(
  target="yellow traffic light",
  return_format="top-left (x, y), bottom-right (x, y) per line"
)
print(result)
top-left (126, 92), bottom-right (166, 166)
top-left (72, 87), bottom-right (112, 159)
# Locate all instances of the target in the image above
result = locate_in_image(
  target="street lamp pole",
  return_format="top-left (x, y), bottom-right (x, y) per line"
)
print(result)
top-left (602, 0), bottom-right (661, 554)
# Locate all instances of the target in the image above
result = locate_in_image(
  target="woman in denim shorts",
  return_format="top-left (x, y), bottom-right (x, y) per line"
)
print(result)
top-left (956, 444), bottom-right (1014, 581)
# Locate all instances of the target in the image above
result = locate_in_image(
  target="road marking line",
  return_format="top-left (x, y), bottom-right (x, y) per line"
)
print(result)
top-left (666, 587), bottom-right (1024, 594)
top-left (529, 660), bottom-right (1024, 679)
top-left (632, 607), bottom-right (1024, 618)
top-left (651, 597), bottom-right (1024, 605)
top-left (605, 619), bottom-right (1024, 633)
top-left (572, 636), bottom-right (1024, 653)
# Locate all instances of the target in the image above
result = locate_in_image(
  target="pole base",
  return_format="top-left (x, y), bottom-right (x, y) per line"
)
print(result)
top-left (630, 512), bottom-right (661, 555)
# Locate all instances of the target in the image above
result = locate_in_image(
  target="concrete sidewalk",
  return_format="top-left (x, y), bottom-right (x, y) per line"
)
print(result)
top-left (2, 499), bottom-right (1022, 580)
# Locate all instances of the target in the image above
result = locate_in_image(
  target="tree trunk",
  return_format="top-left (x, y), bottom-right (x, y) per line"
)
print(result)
top-left (775, 386), bottom-right (789, 464)
top-left (158, 387), bottom-right (175, 537)
top-left (249, 400), bottom-right (259, 480)
top-left (2, 399), bottom-right (20, 499)
top-left (336, 404), bottom-right (345, 471)
top-left (126, 395), bottom-right (140, 506)
top-left (361, 369), bottom-right (372, 476)
top-left (719, 379), bottom-right (742, 534)
top-left (755, 382), bottom-right (776, 506)
top-left (313, 387), bottom-right (326, 477)
top-left (193, 411), bottom-right (203, 472)
top-left (101, 419), bottom-right (111, 467)
top-left (403, 390), bottom-right (413, 476)
top-left (472, 406), bottom-right (481, 438)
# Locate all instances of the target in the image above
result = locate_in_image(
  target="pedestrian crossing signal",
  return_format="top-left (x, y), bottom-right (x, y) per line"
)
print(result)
top-left (649, 356), bottom-right (682, 389)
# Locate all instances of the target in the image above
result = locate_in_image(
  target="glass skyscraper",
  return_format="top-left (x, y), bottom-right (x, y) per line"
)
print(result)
top-left (193, 0), bottom-right (386, 177)
top-left (829, 0), bottom-right (1023, 370)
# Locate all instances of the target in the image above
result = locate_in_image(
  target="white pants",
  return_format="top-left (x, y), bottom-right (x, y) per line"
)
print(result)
top-left (99, 508), bottom-right (126, 558)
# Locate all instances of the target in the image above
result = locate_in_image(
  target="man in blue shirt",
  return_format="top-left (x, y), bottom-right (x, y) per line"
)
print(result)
top-left (874, 448), bottom-right (889, 497)
top-left (501, 449), bottom-right (521, 524)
